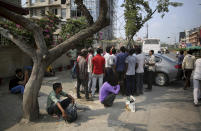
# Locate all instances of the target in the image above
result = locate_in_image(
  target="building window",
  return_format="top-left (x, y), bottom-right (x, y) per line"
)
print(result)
top-left (33, 9), bottom-right (37, 16)
top-left (71, 9), bottom-right (81, 18)
top-left (61, 8), bottom-right (66, 19)
top-left (50, 0), bottom-right (54, 4)
top-left (30, 9), bottom-right (33, 16)
top-left (40, 9), bottom-right (45, 16)
top-left (31, 0), bottom-right (36, 4)
top-left (61, 0), bottom-right (66, 4)
top-left (40, 0), bottom-right (45, 2)
top-left (51, 8), bottom-right (58, 15)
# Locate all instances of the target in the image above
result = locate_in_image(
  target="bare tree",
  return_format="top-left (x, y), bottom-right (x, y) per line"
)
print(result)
top-left (0, 0), bottom-right (109, 121)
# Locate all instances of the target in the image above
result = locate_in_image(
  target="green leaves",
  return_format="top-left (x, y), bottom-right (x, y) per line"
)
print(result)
top-left (0, 12), bottom-right (60, 47)
top-left (122, 0), bottom-right (182, 44)
top-left (59, 17), bottom-right (93, 48)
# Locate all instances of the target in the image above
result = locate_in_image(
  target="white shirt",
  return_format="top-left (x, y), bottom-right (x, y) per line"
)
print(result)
top-left (136, 53), bottom-right (145, 73)
top-left (87, 53), bottom-right (93, 73)
top-left (68, 49), bottom-right (77, 60)
top-left (125, 55), bottom-right (136, 75)
top-left (147, 55), bottom-right (155, 71)
top-left (109, 54), bottom-right (116, 66)
top-left (104, 53), bottom-right (111, 68)
top-left (193, 58), bottom-right (201, 80)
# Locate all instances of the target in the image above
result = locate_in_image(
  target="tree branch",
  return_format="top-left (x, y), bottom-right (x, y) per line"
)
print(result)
top-left (0, 6), bottom-right (48, 54)
top-left (75, 0), bottom-right (94, 25)
top-left (0, 27), bottom-right (36, 58)
top-left (47, 0), bottom-right (109, 64)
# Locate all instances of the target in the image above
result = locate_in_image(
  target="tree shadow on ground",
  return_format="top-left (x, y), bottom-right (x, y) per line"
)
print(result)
top-left (0, 82), bottom-right (23, 131)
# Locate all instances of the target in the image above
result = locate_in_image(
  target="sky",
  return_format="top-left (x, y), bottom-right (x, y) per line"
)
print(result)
top-left (115, 0), bottom-right (201, 44)
top-left (21, 0), bottom-right (201, 44)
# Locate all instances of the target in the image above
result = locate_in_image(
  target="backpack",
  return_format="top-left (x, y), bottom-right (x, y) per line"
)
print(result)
top-left (65, 103), bottom-right (77, 123)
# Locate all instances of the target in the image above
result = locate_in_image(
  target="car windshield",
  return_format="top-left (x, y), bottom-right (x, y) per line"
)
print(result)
top-left (159, 55), bottom-right (177, 63)
top-left (144, 39), bottom-right (159, 44)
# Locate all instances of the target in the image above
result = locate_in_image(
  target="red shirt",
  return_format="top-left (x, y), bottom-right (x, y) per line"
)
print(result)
top-left (92, 54), bottom-right (105, 74)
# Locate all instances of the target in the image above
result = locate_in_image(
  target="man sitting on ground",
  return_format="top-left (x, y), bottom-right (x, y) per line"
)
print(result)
top-left (9, 69), bottom-right (28, 94)
top-left (46, 83), bottom-right (75, 119)
top-left (99, 76), bottom-right (120, 107)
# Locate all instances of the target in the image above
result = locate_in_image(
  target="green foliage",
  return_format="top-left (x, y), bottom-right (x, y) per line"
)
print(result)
top-left (122, 0), bottom-right (182, 41)
top-left (59, 17), bottom-right (93, 48)
top-left (0, 12), bottom-right (60, 47)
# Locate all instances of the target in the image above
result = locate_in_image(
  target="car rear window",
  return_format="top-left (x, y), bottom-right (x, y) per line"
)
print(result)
top-left (144, 39), bottom-right (159, 44)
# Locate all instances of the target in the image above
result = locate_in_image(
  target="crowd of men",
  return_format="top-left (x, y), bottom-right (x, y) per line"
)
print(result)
top-left (73, 46), bottom-right (156, 104)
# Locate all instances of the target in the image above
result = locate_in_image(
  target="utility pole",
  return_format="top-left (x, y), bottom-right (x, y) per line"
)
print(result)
top-left (146, 23), bottom-right (149, 38)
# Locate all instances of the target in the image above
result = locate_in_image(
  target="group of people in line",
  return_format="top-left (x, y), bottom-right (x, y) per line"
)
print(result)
top-left (71, 46), bottom-right (156, 105)
top-left (177, 50), bottom-right (201, 106)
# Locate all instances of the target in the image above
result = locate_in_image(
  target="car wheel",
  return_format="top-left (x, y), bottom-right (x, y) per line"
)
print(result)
top-left (155, 73), bottom-right (168, 86)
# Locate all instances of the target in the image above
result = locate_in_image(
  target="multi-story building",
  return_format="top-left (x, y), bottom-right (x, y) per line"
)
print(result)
top-left (26, 0), bottom-right (70, 20)
top-left (188, 27), bottom-right (201, 46)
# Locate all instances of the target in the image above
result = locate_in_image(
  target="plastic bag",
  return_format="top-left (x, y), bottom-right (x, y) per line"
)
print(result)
top-left (125, 95), bottom-right (136, 112)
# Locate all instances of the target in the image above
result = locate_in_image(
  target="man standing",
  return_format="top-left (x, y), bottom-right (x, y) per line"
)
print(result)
top-left (182, 50), bottom-right (196, 90)
top-left (177, 50), bottom-right (184, 80)
top-left (109, 48), bottom-right (117, 73)
top-left (47, 83), bottom-right (74, 119)
top-left (91, 48), bottom-right (105, 97)
top-left (87, 47), bottom-right (94, 94)
top-left (104, 46), bottom-right (113, 81)
top-left (193, 57), bottom-right (201, 106)
top-left (145, 50), bottom-right (155, 91)
top-left (135, 48), bottom-right (145, 95)
top-left (125, 48), bottom-right (137, 97)
top-left (115, 46), bottom-right (128, 95)
top-left (76, 49), bottom-right (91, 100)
top-left (67, 48), bottom-right (77, 68)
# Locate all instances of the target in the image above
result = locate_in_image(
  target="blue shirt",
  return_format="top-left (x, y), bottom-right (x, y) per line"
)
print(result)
top-left (115, 52), bottom-right (128, 72)
top-left (178, 55), bottom-right (184, 65)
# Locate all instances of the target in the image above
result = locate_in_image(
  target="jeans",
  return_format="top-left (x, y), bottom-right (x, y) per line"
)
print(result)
top-left (126, 75), bottom-right (135, 96)
top-left (101, 93), bottom-right (116, 107)
top-left (92, 74), bottom-right (103, 96)
top-left (184, 69), bottom-right (192, 89)
top-left (147, 71), bottom-right (154, 89)
top-left (104, 67), bottom-right (113, 82)
top-left (193, 79), bottom-right (201, 104)
top-left (77, 78), bottom-right (89, 99)
top-left (136, 73), bottom-right (144, 94)
top-left (88, 72), bottom-right (93, 92)
top-left (117, 71), bottom-right (126, 95)
top-left (11, 85), bottom-right (24, 94)
top-left (47, 98), bottom-right (72, 116)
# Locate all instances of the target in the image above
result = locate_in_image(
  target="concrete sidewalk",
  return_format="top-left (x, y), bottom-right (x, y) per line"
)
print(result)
top-left (1, 70), bottom-right (201, 131)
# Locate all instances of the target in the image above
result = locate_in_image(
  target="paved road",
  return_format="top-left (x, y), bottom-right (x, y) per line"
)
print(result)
top-left (1, 71), bottom-right (201, 131)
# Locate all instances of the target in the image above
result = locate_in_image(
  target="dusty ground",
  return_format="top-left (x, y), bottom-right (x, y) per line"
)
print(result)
top-left (0, 70), bottom-right (201, 131)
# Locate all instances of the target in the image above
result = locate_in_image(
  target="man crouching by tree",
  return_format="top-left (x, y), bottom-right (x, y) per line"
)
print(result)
top-left (47, 83), bottom-right (75, 119)
top-left (9, 68), bottom-right (30, 94)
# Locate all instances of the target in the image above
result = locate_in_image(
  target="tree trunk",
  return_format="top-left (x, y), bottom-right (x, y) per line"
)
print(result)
top-left (22, 56), bottom-right (46, 121)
